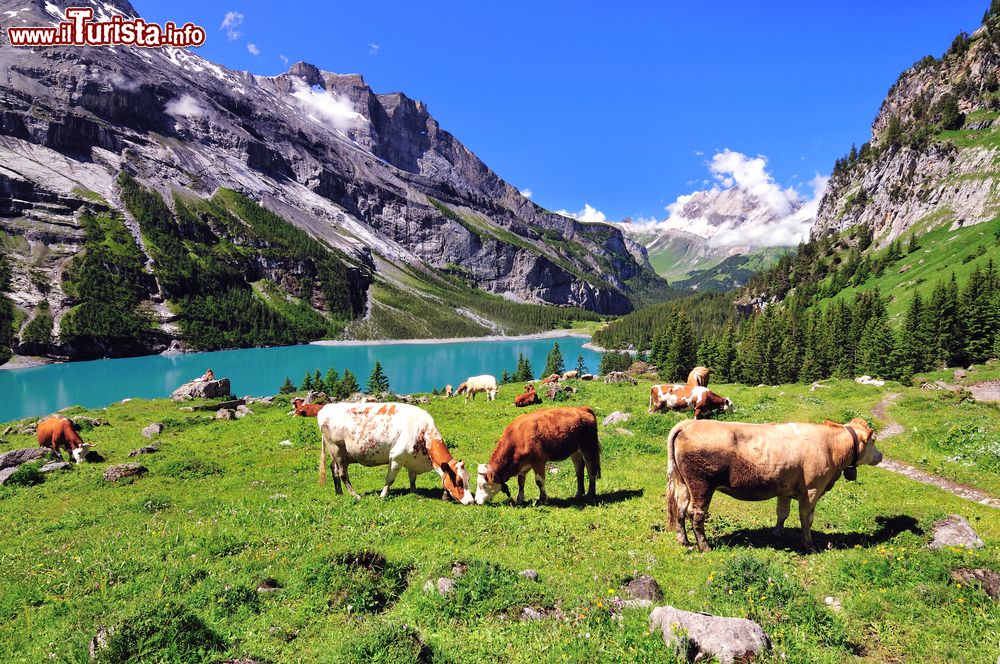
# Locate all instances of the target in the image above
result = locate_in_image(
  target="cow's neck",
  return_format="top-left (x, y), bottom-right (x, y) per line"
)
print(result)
top-left (840, 426), bottom-right (859, 469)
top-left (426, 437), bottom-right (453, 471)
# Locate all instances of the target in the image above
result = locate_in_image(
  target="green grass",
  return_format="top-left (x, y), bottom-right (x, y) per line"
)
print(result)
top-left (0, 380), bottom-right (997, 662)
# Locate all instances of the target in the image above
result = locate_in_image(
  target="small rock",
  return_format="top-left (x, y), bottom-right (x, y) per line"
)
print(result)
top-left (519, 569), bottom-right (539, 582)
top-left (649, 606), bottom-right (771, 664)
top-left (603, 411), bottom-right (631, 426)
top-left (0, 467), bottom-right (20, 484)
top-left (547, 465), bottom-right (559, 474)
top-left (39, 461), bottom-right (72, 473)
top-left (615, 427), bottom-right (635, 437)
top-left (824, 596), bottom-right (843, 611)
top-left (451, 563), bottom-right (468, 578)
top-left (951, 568), bottom-right (1000, 600)
top-left (423, 577), bottom-right (455, 595)
top-left (278, 440), bottom-right (293, 446)
top-left (235, 404), bottom-right (254, 419)
top-left (88, 626), bottom-right (111, 659)
top-left (128, 443), bottom-right (160, 457)
top-left (521, 607), bottom-right (545, 620)
top-left (622, 575), bottom-right (664, 602)
top-left (416, 396), bottom-right (430, 404)
top-left (141, 423), bottom-right (163, 439)
top-left (954, 369), bottom-right (968, 379)
top-left (216, 409), bottom-right (237, 421)
top-left (103, 463), bottom-right (147, 483)
top-left (196, 398), bottom-right (246, 412)
top-left (256, 578), bottom-right (282, 593)
top-left (927, 515), bottom-right (984, 549)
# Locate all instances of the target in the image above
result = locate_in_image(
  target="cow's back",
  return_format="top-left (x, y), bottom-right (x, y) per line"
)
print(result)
top-left (505, 407), bottom-right (597, 460)
top-left (37, 417), bottom-right (77, 448)
top-left (318, 402), bottom-right (435, 464)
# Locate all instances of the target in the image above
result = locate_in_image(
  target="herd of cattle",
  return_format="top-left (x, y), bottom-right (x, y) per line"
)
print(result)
top-left (33, 365), bottom-right (883, 551)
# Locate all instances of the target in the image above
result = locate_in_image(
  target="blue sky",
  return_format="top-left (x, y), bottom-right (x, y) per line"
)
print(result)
top-left (138, 0), bottom-right (988, 223)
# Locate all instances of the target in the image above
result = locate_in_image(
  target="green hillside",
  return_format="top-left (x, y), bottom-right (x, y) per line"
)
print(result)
top-left (0, 379), bottom-right (997, 662)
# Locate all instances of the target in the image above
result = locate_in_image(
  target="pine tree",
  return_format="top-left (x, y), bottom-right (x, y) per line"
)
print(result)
top-left (313, 369), bottom-right (325, 393)
top-left (339, 369), bottom-right (360, 398)
top-left (599, 350), bottom-right (633, 375)
top-left (301, 371), bottom-right (314, 391)
top-left (325, 367), bottom-right (341, 395)
top-left (963, 265), bottom-right (996, 363)
top-left (366, 361), bottom-right (390, 394)
top-left (513, 352), bottom-right (534, 382)
top-left (279, 377), bottom-right (297, 394)
top-left (659, 313), bottom-right (697, 382)
top-left (900, 291), bottom-right (930, 376)
top-left (501, 368), bottom-right (512, 384)
top-left (543, 342), bottom-right (566, 377)
top-left (856, 318), bottom-right (896, 379)
top-left (907, 233), bottom-right (920, 253)
top-left (575, 354), bottom-right (588, 375)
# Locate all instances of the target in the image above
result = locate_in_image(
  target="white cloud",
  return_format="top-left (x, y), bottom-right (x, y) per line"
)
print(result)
top-left (693, 150), bottom-right (704, 156)
top-left (368, 42), bottom-right (380, 55)
top-left (220, 11), bottom-right (244, 40)
top-left (164, 94), bottom-right (205, 119)
top-left (278, 54), bottom-right (288, 66)
top-left (290, 78), bottom-right (366, 133)
top-left (621, 149), bottom-right (828, 248)
top-left (246, 42), bottom-right (260, 55)
top-left (519, 188), bottom-right (533, 199)
top-left (557, 203), bottom-right (607, 224)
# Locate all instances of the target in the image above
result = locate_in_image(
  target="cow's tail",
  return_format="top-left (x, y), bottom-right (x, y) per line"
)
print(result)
top-left (666, 421), bottom-right (687, 531)
top-left (584, 407), bottom-right (601, 479)
top-left (318, 427), bottom-right (327, 487)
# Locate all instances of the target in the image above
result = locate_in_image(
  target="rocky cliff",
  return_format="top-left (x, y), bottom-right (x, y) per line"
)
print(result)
top-left (813, 13), bottom-right (1000, 243)
top-left (0, 0), bottom-right (664, 362)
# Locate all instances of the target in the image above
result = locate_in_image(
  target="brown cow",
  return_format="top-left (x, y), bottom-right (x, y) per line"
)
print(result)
top-left (687, 366), bottom-right (710, 387)
top-left (540, 373), bottom-right (562, 385)
top-left (475, 406), bottom-right (600, 504)
top-left (37, 416), bottom-right (93, 463)
top-left (513, 385), bottom-right (541, 407)
top-left (291, 398), bottom-right (324, 417)
top-left (444, 384), bottom-right (454, 398)
top-left (667, 418), bottom-right (882, 551)
top-left (649, 384), bottom-right (733, 419)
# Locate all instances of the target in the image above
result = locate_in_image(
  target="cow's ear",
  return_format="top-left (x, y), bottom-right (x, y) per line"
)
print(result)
top-left (823, 419), bottom-right (839, 427)
top-left (440, 462), bottom-right (457, 484)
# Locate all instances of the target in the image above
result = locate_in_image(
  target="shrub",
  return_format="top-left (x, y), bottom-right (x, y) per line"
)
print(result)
top-left (301, 550), bottom-right (411, 614)
top-left (3, 462), bottom-right (44, 488)
top-left (93, 602), bottom-right (227, 663)
top-left (412, 560), bottom-right (549, 621)
top-left (334, 624), bottom-right (441, 664)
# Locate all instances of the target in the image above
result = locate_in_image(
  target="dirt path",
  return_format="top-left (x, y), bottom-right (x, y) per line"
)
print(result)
top-left (872, 392), bottom-right (1000, 509)
top-left (968, 379), bottom-right (1000, 402)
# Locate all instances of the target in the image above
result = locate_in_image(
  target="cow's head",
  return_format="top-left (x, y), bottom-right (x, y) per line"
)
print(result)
top-left (846, 417), bottom-right (882, 466)
top-left (721, 397), bottom-right (734, 414)
top-left (455, 383), bottom-right (468, 395)
top-left (440, 458), bottom-right (474, 505)
top-left (71, 443), bottom-right (93, 464)
top-left (475, 463), bottom-right (510, 504)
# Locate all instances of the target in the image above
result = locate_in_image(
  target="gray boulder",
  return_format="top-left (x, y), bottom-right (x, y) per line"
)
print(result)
top-left (216, 409), bottom-right (237, 421)
top-left (951, 568), bottom-right (1000, 600)
top-left (128, 443), bottom-right (160, 457)
top-left (235, 404), bottom-right (254, 419)
top-left (170, 378), bottom-right (231, 401)
top-left (39, 461), bottom-right (72, 473)
top-left (0, 447), bottom-right (56, 470)
top-left (650, 606), bottom-right (771, 664)
top-left (0, 467), bottom-right (20, 484)
top-left (103, 463), bottom-right (147, 483)
top-left (603, 411), bottom-right (631, 427)
top-left (928, 515), bottom-right (984, 549)
top-left (623, 575), bottom-right (664, 602)
top-left (519, 569), bottom-right (539, 582)
top-left (141, 423), bottom-right (163, 439)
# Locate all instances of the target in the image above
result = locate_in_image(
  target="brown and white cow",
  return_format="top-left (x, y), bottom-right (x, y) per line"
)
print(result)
top-left (561, 370), bottom-right (579, 380)
top-left (686, 366), bottom-right (710, 387)
top-left (291, 398), bottom-right (324, 417)
top-left (649, 384), bottom-right (733, 419)
top-left (317, 402), bottom-right (473, 504)
top-left (667, 418), bottom-right (882, 551)
top-left (455, 375), bottom-right (498, 403)
top-left (37, 416), bottom-right (93, 463)
top-left (513, 384), bottom-right (541, 407)
top-left (444, 384), bottom-right (454, 398)
top-left (476, 406), bottom-right (601, 505)
top-left (540, 373), bottom-right (561, 385)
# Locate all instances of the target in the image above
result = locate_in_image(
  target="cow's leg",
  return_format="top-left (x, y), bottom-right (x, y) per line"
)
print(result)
top-left (340, 464), bottom-right (361, 500)
top-left (671, 478), bottom-right (691, 545)
top-left (380, 460), bottom-right (403, 498)
top-left (798, 496), bottom-right (818, 552)
top-left (516, 471), bottom-right (528, 505)
top-left (774, 496), bottom-right (792, 538)
top-left (571, 451), bottom-right (585, 500)
top-left (533, 462), bottom-right (547, 504)
top-left (408, 468), bottom-right (418, 492)
top-left (686, 480), bottom-right (713, 551)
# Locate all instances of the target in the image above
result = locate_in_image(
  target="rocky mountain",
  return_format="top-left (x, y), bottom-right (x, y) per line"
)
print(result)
top-left (814, 12), bottom-right (1000, 243)
top-left (0, 0), bottom-right (666, 362)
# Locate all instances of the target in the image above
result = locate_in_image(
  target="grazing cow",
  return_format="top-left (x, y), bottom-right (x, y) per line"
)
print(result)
top-left (667, 418), bottom-right (882, 551)
top-left (603, 371), bottom-right (637, 385)
top-left (455, 375), bottom-right (498, 403)
top-left (541, 373), bottom-right (561, 385)
top-left (291, 398), bottom-right (324, 417)
top-left (37, 416), bottom-right (93, 463)
top-left (444, 384), bottom-right (454, 398)
top-left (475, 406), bottom-right (600, 505)
top-left (649, 384), bottom-right (733, 419)
top-left (317, 403), bottom-right (474, 503)
top-left (687, 366), bottom-right (710, 387)
top-left (561, 370), bottom-right (579, 380)
top-left (513, 385), bottom-right (541, 407)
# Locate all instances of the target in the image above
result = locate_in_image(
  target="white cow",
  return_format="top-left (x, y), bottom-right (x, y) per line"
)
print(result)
top-left (317, 402), bottom-right (474, 504)
top-left (454, 375), bottom-right (498, 403)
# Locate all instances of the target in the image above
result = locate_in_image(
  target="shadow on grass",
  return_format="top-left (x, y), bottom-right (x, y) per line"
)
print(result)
top-left (510, 488), bottom-right (645, 508)
top-left (716, 514), bottom-right (923, 553)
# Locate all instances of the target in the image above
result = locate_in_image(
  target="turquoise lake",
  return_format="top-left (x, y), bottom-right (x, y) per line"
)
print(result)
top-left (0, 335), bottom-right (602, 422)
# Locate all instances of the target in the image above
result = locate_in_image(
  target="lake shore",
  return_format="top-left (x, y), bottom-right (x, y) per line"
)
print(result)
top-left (310, 329), bottom-right (592, 347)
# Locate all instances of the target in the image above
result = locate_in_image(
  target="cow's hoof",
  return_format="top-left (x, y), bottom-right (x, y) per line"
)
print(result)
top-left (772, 528), bottom-right (784, 538)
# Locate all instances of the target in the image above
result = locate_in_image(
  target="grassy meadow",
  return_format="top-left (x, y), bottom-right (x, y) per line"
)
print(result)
top-left (0, 378), bottom-right (998, 663)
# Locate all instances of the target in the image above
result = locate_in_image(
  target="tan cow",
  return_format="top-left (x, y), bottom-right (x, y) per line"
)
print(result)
top-left (667, 418), bottom-right (882, 551)
top-left (561, 370), bottom-right (579, 380)
top-left (455, 375), bottom-right (498, 402)
top-left (37, 416), bottom-right (93, 463)
top-left (686, 366), bottom-right (710, 387)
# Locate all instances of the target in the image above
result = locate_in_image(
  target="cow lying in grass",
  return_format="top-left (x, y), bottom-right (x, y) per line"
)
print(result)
top-left (455, 375), bottom-right (498, 402)
top-left (649, 384), bottom-right (733, 419)
top-left (291, 398), bottom-right (324, 417)
top-left (667, 417), bottom-right (882, 551)
top-left (37, 416), bottom-right (93, 463)
top-left (513, 385), bottom-right (541, 407)
top-left (317, 402), bottom-right (474, 504)
top-left (476, 406), bottom-right (600, 505)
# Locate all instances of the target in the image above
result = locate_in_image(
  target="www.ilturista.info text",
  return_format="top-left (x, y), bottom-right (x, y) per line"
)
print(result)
top-left (7, 7), bottom-right (205, 48)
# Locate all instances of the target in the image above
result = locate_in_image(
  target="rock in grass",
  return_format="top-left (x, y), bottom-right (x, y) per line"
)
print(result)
top-left (622, 575), bottom-right (664, 602)
top-left (422, 577), bottom-right (455, 595)
top-left (451, 563), bottom-right (468, 578)
top-left (519, 569), bottom-right (539, 582)
top-left (104, 463), bottom-right (147, 483)
top-left (927, 515), bottom-right (984, 549)
top-left (129, 443), bottom-right (160, 457)
top-left (649, 606), bottom-right (770, 664)
top-left (216, 409), bottom-right (236, 421)
top-left (256, 578), bottom-right (281, 593)
top-left (951, 568), bottom-right (1000, 600)
top-left (141, 423), bottom-right (163, 438)
top-left (603, 411), bottom-right (631, 426)
top-left (88, 626), bottom-right (111, 659)
top-left (0, 447), bottom-right (56, 471)
top-left (39, 461), bottom-right (72, 473)
top-left (171, 378), bottom-right (231, 400)
top-left (235, 404), bottom-right (254, 419)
